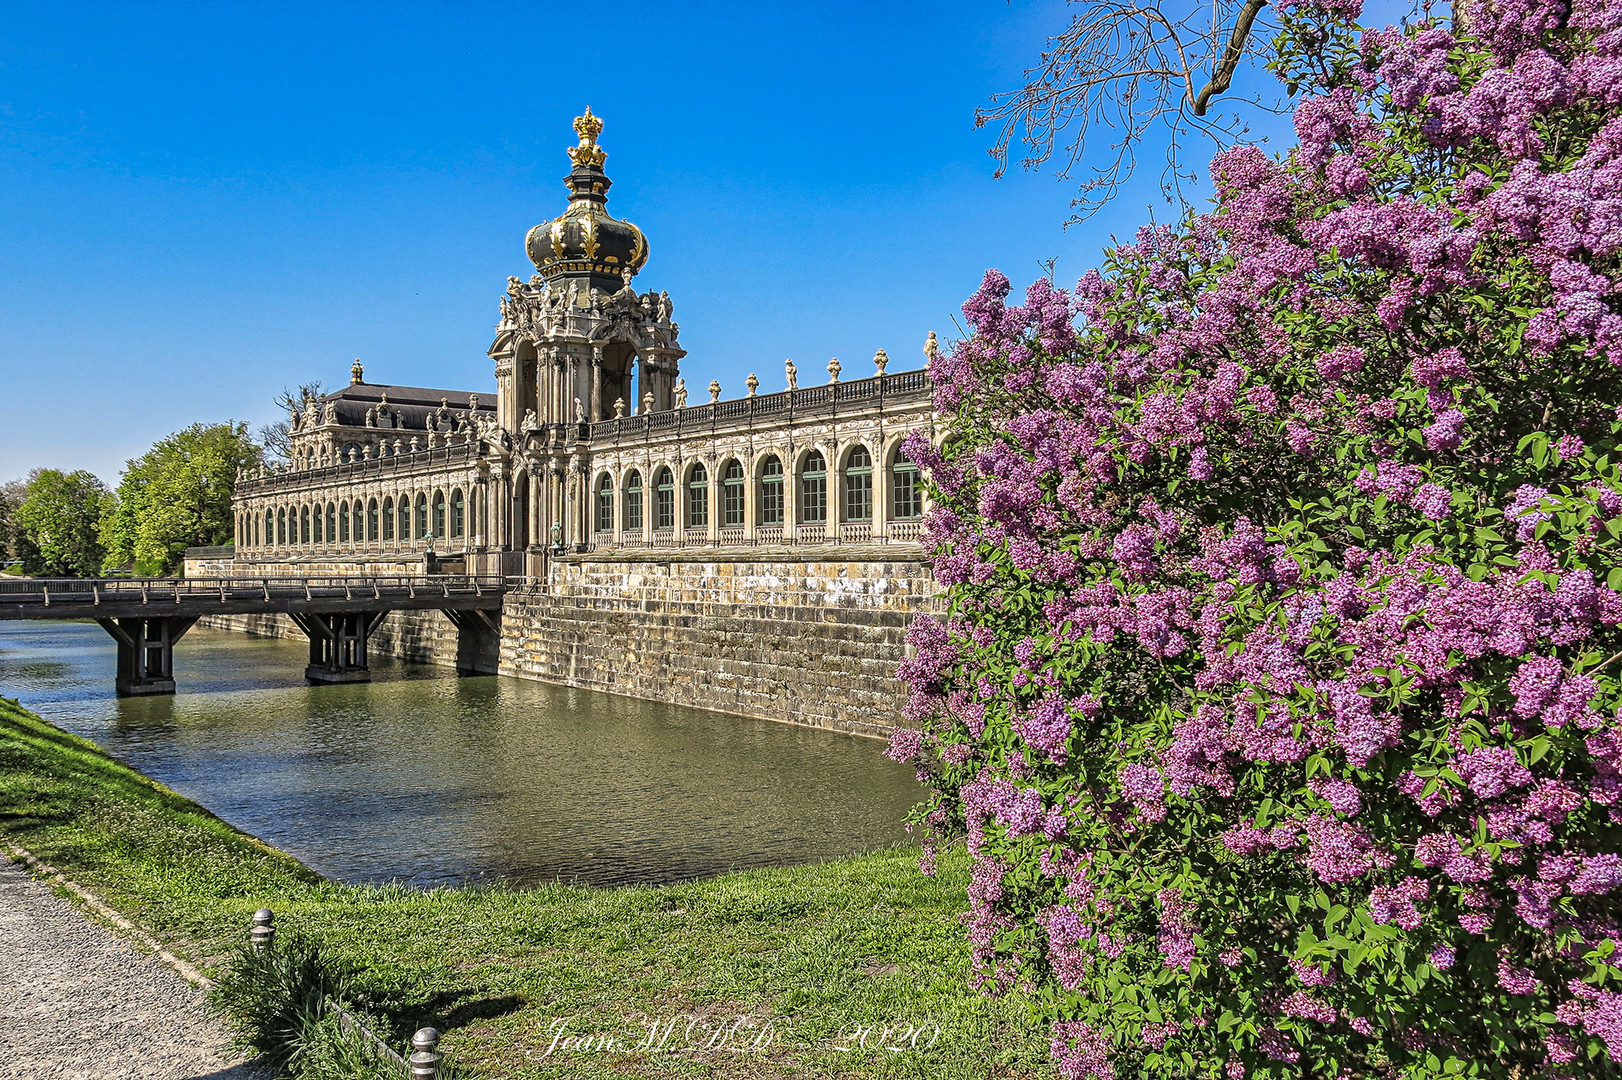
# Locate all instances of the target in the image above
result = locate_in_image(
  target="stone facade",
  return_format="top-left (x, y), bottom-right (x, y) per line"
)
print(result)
top-left (214, 110), bottom-right (941, 736)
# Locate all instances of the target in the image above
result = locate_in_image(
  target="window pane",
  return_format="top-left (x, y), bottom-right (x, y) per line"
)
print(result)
top-left (893, 454), bottom-right (923, 519)
top-left (687, 465), bottom-right (708, 529)
top-left (625, 472), bottom-right (643, 531)
top-left (759, 457), bottom-right (783, 525)
top-left (800, 451), bottom-right (826, 524)
top-left (656, 468), bottom-right (674, 529)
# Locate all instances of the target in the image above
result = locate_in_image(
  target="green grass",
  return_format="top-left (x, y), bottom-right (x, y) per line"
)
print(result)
top-left (0, 696), bottom-right (1053, 1079)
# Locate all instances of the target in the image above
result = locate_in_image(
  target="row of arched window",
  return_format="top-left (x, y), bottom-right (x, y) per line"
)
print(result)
top-left (239, 489), bottom-right (468, 549)
top-left (592, 446), bottom-right (922, 533)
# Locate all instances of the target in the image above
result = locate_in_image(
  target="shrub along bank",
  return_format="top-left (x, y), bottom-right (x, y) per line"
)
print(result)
top-left (0, 696), bottom-right (1051, 1079)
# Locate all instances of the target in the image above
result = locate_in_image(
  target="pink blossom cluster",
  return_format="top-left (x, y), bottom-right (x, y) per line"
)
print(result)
top-left (896, 2), bottom-right (1622, 1076)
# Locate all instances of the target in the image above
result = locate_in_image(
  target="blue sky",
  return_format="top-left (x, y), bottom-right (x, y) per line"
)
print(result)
top-left (0, 0), bottom-right (1315, 483)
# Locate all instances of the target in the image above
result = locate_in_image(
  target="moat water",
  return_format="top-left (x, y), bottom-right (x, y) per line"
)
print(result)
top-left (0, 621), bottom-right (921, 888)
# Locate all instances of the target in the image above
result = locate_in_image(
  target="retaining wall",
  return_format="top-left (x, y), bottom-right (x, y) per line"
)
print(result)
top-left (194, 548), bottom-right (936, 738)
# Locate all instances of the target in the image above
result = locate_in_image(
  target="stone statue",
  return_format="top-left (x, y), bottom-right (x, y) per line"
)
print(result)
top-left (364, 407), bottom-right (376, 428)
top-left (827, 357), bottom-right (842, 383)
top-left (657, 291), bottom-right (672, 322)
top-left (566, 281), bottom-right (579, 309)
top-left (614, 397), bottom-right (626, 418)
top-left (785, 358), bottom-right (798, 390)
top-left (924, 330), bottom-right (939, 362)
top-left (289, 407), bottom-right (302, 430)
top-left (468, 393), bottom-right (480, 411)
top-left (507, 275), bottom-right (523, 294)
top-left (642, 390), bottom-right (655, 414)
top-left (574, 396), bottom-right (585, 423)
top-left (746, 372), bottom-right (758, 397)
top-left (522, 408), bottom-right (538, 429)
top-left (529, 273), bottom-right (544, 287)
top-left (673, 378), bottom-right (687, 408)
top-left (708, 379), bottom-right (721, 404)
top-left (873, 348), bottom-right (889, 375)
top-left (620, 267), bottom-right (634, 290)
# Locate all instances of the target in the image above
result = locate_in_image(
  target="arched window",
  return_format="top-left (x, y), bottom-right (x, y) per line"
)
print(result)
top-left (687, 463), bottom-right (709, 529)
top-left (892, 447), bottom-right (923, 519)
top-left (398, 497), bottom-right (410, 541)
top-left (326, 502), bottom-right (337, 542)
top-left (339, 500), bottom-right (350, 542)
top-left (264, 509), bottom-right (273, 547)
top-left (596, 475), bottom-right (614, 532)
top-left (721, 459), bottom-right (745, 527)
top-left (383, 496), bottom-right (395, 541)
top-left (655, 467), bottom-right (675, 529)
top-left (277, 508), bottom-right (286, 546)
top-left (432, 491), bottom-right (446, 538)
top-left (624, 470), bottom-right (643, 531)
top-left (758, 456), bottom-right (784, 525)
top-left (451, 490), bottom-right (465, 539)
top-left (352, 501), bottom-right (364, 542)
top-left (313, 504), bottom-right (324, 544)
top-left (368, 498), bottom-right (380, 542)
top-left (300, 505), bottom-right (311, 544)
top-left (415, 493), bottom-right (428, 539)
top-left (843, 445), bottom-right (873, 522)
top-left (799, 450), bottom-right (827, 524)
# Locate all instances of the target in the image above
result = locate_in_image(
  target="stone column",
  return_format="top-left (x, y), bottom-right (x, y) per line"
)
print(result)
top-left (591, 346), bottom-right (603, 422)
top-left (783, 442), bottom-right (798, 540)
top-left (873, 439), bottom-right (890, 543)
top-left (529, 468), bottom-right (544, 551)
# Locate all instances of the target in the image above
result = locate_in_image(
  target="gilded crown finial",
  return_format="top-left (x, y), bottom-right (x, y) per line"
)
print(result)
top-left (569, 107), bottom-right (607, 168)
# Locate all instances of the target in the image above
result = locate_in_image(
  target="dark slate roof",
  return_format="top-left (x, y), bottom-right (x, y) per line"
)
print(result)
top-left (319, 382), bottom-right (496, 431)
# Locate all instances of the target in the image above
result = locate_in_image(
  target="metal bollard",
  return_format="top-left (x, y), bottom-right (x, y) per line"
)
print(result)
top-left (250, 908), bottom-right (275, 953)
top-left (409, 1027), bottom-right (443, 1080)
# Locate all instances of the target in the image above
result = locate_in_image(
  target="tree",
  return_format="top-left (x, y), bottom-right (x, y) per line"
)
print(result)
top-left (257, 381), bottom-right (324, 464)
top-left (15, 470), bottom-right (110, 577)
top-left (980, 0), bottom-right (1283, 221)
top-left (903, 2), bottom-right (1622, 1077)
top-left (100, 422), bottom-right (263, 576)
top-left (0, 477), bottom-right (27, 565)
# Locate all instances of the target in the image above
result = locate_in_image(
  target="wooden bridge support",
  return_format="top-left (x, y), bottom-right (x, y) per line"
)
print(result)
top-left (290, 611), bottom-right (387, 685)
top-left (96, 616), bottom-right (199, 697)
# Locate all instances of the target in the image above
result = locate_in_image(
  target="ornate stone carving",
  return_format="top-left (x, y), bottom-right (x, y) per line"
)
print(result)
top-left (873, 349), bottom-right (888, 375)
top-left (785, 359), bottom-right (797, 390)
top-left (827, 357), bottom-right (841, 383)
top-left (746, 372), bottom-right (758, 397)
top-left (708, 380), bottom-right (721, 404)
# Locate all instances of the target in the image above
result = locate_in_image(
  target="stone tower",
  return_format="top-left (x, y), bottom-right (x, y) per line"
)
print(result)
top-left (487, 109), bottom-right (686, 564)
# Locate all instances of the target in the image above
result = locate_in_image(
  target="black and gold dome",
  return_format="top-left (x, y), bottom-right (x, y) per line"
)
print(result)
top-left (524, 108), bottom-right (649, 294)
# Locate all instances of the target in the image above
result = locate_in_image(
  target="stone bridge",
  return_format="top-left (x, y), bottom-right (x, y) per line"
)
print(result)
top-left (0, 575), bottom-right (505, 696)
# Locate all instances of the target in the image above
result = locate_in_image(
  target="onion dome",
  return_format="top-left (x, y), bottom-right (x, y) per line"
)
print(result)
top-left (524, 107), bottom-right (649, 294)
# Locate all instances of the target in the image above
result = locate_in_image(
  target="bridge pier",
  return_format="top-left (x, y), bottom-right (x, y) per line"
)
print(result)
top-left (96, 616), bottom-right (199, 696)
top-left (290, 611), bottom-right (386, 685)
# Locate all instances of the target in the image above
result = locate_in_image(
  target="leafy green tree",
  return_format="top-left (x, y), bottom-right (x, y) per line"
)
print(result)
top-left (100, 422), bottom-right (263, 576)
top-left (0, 477), bottom-right (26, 565)
top-left (15, 470), bottom-right (111, 577)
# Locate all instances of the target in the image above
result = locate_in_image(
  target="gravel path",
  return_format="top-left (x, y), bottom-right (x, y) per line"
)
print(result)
top-left (0, 860), bottom-right (267, 1080)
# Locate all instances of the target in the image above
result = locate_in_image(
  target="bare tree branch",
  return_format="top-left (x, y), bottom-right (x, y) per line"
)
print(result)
top-left (979, 0), bottom-right (1283, 223)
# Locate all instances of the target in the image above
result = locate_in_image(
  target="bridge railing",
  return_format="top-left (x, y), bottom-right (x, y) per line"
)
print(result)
top-left (0, 575), bottom-right (506, 606)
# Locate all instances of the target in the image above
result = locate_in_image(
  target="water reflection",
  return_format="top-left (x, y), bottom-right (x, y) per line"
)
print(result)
top-left (0, 621), bottom-right (920, 887)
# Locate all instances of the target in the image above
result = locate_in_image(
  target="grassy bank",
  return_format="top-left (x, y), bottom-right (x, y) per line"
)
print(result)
top-left (0, 697), bottom-right (1052, 1078)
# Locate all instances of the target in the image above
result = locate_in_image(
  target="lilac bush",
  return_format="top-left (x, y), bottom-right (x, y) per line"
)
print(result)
top-left (894, 3), bottom-right (1622, 1076)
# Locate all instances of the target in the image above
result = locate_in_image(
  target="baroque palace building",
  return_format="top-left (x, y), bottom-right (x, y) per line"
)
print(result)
top-left (231, 108), bottom-right (936, 581)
